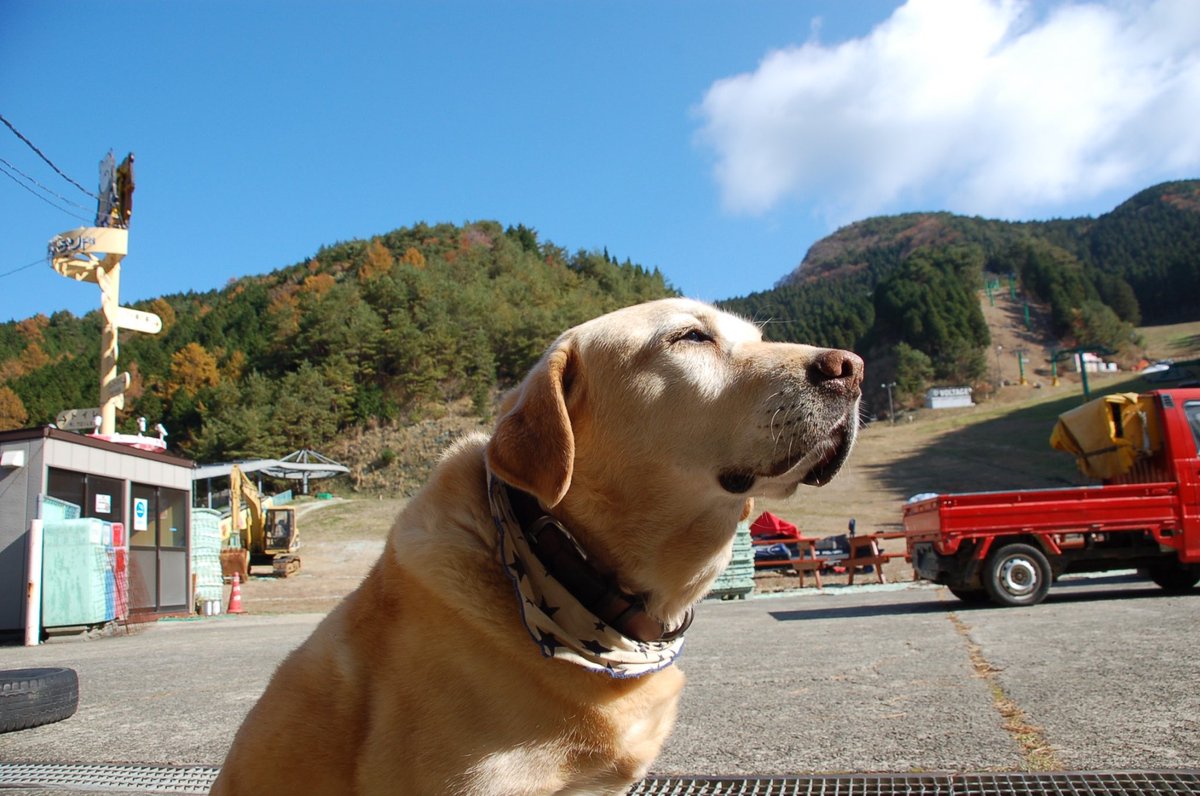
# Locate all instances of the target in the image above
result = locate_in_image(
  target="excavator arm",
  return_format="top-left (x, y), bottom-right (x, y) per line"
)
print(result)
top-left (229, 465), bottom-right (266, 556)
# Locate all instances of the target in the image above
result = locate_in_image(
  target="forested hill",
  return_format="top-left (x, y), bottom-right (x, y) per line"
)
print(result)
top-left (0, 221), bottom-right (674, 460)
top-left (1, 181), bottom-right (1197, 467)
top-left (719, 179), bottom-right (1200, 405)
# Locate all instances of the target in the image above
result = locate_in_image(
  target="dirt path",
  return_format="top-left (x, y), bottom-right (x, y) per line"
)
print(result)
top-left (237, 497), bottom-right (405, 615)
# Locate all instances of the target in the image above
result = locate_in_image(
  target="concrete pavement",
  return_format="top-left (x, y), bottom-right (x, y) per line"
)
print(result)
top-left (1, 575), bottom-right (1197, 782)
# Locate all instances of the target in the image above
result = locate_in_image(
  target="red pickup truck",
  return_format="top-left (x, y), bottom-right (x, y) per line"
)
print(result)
top-left (904, 388), bottom-right (1200, 606)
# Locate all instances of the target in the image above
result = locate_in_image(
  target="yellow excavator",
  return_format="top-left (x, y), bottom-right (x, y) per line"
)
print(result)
top-left (224, 464), bottom-right (302, 578)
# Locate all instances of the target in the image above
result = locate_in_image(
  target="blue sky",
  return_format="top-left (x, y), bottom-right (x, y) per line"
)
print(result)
top-left (2, 0), bottom-right (1198, 323)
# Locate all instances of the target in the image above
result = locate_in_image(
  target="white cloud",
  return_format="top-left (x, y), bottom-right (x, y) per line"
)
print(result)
top-left (696, 0), bottom-right (1200, 223)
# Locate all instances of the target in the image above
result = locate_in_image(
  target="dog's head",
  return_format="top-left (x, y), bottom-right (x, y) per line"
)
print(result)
top-left (486, 297), bottom-right (862, 509)
top-left (485, 298), bottom-right (862, 621)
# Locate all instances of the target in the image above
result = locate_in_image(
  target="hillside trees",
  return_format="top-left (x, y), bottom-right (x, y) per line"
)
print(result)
top-left (1087, 181), bottom-right (1200, 324)
top-left (718, 273), bottom-right (875, 350)
top-left (0, 221), bottom-right (673, 461)
top-left (4, 183), bottom-right (1196, 462)
top-left (993, 239), bottom-right (1101, 336)
top-left (892, 343), bottom-right (934, 407)
top-left (873, 247), bottom-right (989, 383)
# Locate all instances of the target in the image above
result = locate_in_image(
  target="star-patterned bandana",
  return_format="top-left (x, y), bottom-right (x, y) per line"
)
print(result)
top-left (487, 471), bottom-right (686, 679)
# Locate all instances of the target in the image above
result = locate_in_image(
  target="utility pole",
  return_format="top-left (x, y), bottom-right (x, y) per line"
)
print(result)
top-left (881, 382), bottom-right (896, 424)
top-left (48, 152), bottom-right (160, 436)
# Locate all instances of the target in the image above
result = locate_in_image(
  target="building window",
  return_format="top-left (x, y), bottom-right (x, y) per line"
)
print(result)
top-left (47, 468), bottom-right (125, 527)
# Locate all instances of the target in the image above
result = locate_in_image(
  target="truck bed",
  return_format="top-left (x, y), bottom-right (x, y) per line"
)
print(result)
top-left (904, 481), bottom-right (1182, 543)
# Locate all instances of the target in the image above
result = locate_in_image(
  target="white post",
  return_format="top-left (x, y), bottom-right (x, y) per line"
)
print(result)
top-left (25, 518), bottom-right (43, 646)
top-left (95, 260), bottom-right (122, 435)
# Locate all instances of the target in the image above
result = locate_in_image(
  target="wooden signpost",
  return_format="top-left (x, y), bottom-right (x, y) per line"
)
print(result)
top-left (47, 152), bottom-right (158, 436)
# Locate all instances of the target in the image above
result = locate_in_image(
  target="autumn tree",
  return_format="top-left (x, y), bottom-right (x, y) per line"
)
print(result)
top-left (0, 386), bottom-right (29, 430)
top-left (400, 247), bottom-right (426, 270)
top-left (148, 298), bottom-right (176, 333)
top-left (358, 239), bottom-right (394, 283)
top-left (164, 342), bottom-right (220, 400)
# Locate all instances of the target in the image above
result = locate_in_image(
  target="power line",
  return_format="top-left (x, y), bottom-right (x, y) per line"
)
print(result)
top-left (0, 162), bottom-right (91, 223)
top-left (0, 112), bottom-right (98, 199)
top-left (0, 156), bottom-right (92, 210)
top-left (0, 257), bottom-right (46, 280)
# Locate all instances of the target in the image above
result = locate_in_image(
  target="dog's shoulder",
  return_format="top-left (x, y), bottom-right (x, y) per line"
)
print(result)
top-left (393, 430), bottom-right (491, 542)
top-left (381, 430), bottom-right (506, 600)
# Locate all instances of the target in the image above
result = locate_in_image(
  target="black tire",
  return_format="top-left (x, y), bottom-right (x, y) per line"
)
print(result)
top-left (0, 667), bottom-right (79, 733)
top-left (948, 586), bottom-right (990, 604)
top-left (1147, 563), bottom-right (1200, 593)
top-left (983, 543), bottom-right (1052, 607)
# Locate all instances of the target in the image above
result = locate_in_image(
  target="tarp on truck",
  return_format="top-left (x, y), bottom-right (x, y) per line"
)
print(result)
top-left (1049, 392), bottom-right (1161, 479)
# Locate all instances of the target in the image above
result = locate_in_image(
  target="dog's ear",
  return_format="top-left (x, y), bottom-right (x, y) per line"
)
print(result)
top-left (486, 339), bottom-right (576, 508)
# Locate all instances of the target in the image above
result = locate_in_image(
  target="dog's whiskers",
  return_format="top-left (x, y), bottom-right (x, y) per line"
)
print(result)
top-left (769, 405), bottom-right (786, 443)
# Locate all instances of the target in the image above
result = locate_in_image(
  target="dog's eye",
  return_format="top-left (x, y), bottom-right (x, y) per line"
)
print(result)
top-left (676, 329), bottom-right (714, 344)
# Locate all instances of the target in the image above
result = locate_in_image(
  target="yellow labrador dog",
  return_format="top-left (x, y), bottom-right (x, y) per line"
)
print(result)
top-left (212, 297), bottom-right (862, 795)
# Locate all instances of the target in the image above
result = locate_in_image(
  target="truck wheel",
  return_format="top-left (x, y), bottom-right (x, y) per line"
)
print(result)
top-left (1147, 563), bottom-right (1200, 593)
top-left (0, 668), bottom-right (79, 733)
top-left (983, 544), bottom-right (1051, 607)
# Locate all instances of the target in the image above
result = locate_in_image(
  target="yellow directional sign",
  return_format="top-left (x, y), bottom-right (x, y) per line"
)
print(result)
top-left (116, 306), bottom-right (162, 334)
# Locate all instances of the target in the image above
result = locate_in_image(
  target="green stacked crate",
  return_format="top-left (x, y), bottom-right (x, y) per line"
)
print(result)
top-left (708, 520), bottom-right (755, 600)
top-left (191, 508), bottom-right (224, 611)
top-left (42, 518), bottom-right (113, 627)
top-left (41, 496), bottom-right (81, 522)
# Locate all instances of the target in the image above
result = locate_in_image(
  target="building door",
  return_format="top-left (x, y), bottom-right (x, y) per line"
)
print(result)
top-left (129, 484), bottom-right (190, 614)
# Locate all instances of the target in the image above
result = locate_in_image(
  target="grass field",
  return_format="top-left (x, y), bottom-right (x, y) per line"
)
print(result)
top-left (245, 318), bottom-right (1200, 607)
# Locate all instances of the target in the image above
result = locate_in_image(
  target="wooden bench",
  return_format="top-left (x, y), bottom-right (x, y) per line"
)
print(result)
top-left (873, 530), bottom-right (918, 580)
top-left (752, 536), bottom-right (823, 589)
top-left (842, 535), bottom-right (888, 585)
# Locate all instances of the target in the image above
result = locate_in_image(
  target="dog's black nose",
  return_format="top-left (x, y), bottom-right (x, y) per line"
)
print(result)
top-left (810, 349), bottom-right (864, 392)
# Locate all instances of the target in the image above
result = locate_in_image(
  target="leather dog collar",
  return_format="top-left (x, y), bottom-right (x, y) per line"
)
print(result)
top-left (487, 470), bottom-right (689, 678)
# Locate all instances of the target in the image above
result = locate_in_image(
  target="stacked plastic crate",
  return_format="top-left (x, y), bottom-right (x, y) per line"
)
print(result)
top-left (41, 517), bottom-right (114, 627)
top-left (41, 495), bottom-right (81, 522)
top-left (192, 508), bottom-right (224, 613)
top-left (707, 519), bottom-right (755, 600)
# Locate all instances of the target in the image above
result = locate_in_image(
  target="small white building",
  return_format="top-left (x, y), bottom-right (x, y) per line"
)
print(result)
top-left (0, 427), bottom-right (195, 639)
top-left (1073, 352), bottom-right (1118, 373)
top-left (925, 387), bottom-right (975, 409)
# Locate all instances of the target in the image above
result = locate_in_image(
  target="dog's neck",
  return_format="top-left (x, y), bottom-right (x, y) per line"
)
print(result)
top-left (547, 468), bottom-right (747, 630)
top-left (487, 471), bottom-right (690, 678)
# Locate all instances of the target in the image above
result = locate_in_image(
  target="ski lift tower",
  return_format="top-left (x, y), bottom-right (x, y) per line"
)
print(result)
top-left (47, 152), bottom-right (161, 436)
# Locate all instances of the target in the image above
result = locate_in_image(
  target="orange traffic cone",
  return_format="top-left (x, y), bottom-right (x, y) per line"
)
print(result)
top-left (227, 572), bottom-right (245, 614)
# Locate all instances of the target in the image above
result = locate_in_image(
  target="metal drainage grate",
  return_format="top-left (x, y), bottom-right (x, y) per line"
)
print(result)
top-left (0, 763), bottom-right (220, 793)
top-left (0, 766), bottom-right (1196, 795)
top-left (628, 772), bottom-right (1200, 796)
